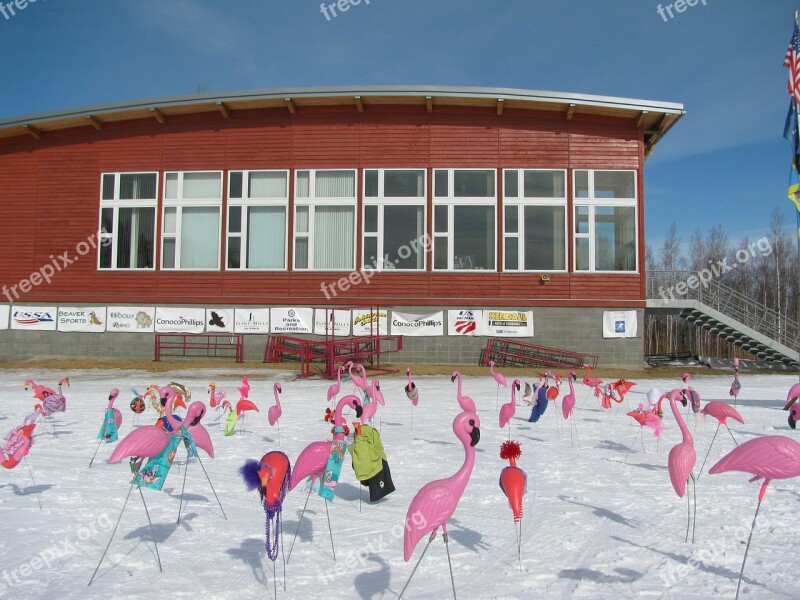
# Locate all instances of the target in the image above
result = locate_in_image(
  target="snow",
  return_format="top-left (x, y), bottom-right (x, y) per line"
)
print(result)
top-left (1, 368), bottom-right (798, 600)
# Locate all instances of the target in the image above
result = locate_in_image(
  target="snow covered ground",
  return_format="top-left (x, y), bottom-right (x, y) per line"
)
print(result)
top-left (1, 367), bottom-right (798, 600)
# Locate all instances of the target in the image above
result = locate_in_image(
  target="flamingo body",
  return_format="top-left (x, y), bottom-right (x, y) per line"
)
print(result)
top-left (405, 368), bottom-right (419, 406)
top-left (709, 435), bottom-right (800, 499)
top-left (488, 360), bottom-right (508, 388)
top-left (1, 424), bottom-right (36, 469)
top-left (700, 401), bottom-right (744, 427)
top-left (236, 399), bottom-right (259, 418)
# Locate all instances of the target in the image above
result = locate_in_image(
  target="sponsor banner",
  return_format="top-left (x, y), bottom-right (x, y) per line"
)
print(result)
top-left (205, 308), bottom-right (234, 333)
top-left (107, 307), bottom-right (155, 333)
top-left (271, 307), bottom-right (313, 334)
top-left (154, 307), bottom-right (206, 334)
top-left (0, 305), bottom-right (8, 330)
top-left (483, 309), bottom-right (534, 337)
top-left (352, 309), bottom-right (388, 336)
top-left (313, 309), bottom-right (352, 337)
top-left (10, 306), bottom-right (57, 331)
top-left (57, 307), bottom-right (107, 332)
top-left (448, 309), bottom-right (482, 336)
top-left (391, 311), bottom-right (444, 337)
top-left (234, 308), bottom-right (271, 334)
top-left (603, 310), bottom-right (638, 338)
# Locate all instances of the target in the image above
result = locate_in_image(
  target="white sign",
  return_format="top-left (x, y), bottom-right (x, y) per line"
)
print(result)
top-left (482, 309), bottom-right (534, 337)
top-left (603, 310), bottom-right (638, 338)
top-left (206, 308), bottom-right (234, 333)
top-left (10, 306), bottom-right (57, 331)
top-left (155, 307), bottom-right (206, 333)
top-left (0, 305), bottom-right (8, 330)
top-left (313, 309), bottom-right (352, 337)
top-left (107, 307), bottom-right (155, 333)
top-left (448, 309), bottom-right (482, 336)
top-left (271, 307), bottom-right (313, 334)
top-left (57, 307), bottom-right (107, 332)
top-left (352, 309), bottom-right (388, 336)
top-left (234, 308), bottom-right (271, 334)
top-left (391, 311), bottom-right (444, 336)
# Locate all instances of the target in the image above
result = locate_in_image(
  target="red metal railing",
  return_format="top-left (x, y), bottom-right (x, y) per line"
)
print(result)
top-left (154, 333), bottom-right (244, 363)
top-left (481, 338), bottom-right (597, 370)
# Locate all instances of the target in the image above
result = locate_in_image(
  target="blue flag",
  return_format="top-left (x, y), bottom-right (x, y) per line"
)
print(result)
top-left (784, 98), bottom-right (800, 237)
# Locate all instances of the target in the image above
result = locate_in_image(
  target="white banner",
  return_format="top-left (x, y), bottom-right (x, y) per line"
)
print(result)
top-left (234, 308), bottom-right (271, 334)
top-left (0, 305), bottom-right (8, 330)
top-left (57, 307), bottom-right (107, 332)
top-left (313, 309), bottom-right (352, 337)
top-left (448, 309), bottom-right (482, 336)
top-left (603, 310), bottom-right (638, 338)
top-left (206, 308), bottom-right (234, 333)
top-left (391, 311), bottom-right (444, 336)
top-left (271, 307), bottom-right (313, 334)
top-left (10, 306), bottom-right (57, 331)
top-left (107, 307), bottom-right (155, 333)
top-left (483, 310), bottom-right (534, 337)
top-left (154, 307), bottom-right (206, 333)
top-left (352, 309), bottom-right (388, 336)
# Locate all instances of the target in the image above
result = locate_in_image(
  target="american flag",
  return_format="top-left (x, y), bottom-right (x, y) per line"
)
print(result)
top-left (784, 20), bottom-right (800, 104)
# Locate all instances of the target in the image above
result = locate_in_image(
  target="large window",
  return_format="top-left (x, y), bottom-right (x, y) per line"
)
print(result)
top-left (227, 170), bottom-right (288, 270)
top-left (161, 171), bottom-right (222, 270)
top-left (433, 169), bottom-right (496, 271)
top-left (573, 170), bottom-right (637, 272)
top-left (98, 172), bottom-right (157, 270)
top-left (503, 169), bottom-right (566, 271)
top-left (293, 169), bottom-right (357, 270)
top-left (363, 169), bottom-right (426, 270)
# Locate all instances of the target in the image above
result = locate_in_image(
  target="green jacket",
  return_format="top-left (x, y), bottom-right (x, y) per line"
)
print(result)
top-left (348, 424), bottom-right (387, 481)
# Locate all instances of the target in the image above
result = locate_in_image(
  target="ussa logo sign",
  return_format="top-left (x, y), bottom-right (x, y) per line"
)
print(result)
top-left (454, 311), bottom-right (477, 335)
top-left (13, 310), bottom-right (55, 325)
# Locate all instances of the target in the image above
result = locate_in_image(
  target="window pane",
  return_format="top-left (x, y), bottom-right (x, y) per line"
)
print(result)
top-left (575, 170), bottom-right (589, 198)
top-left (364, 205), bottom-right (378, 233)
top-left (434, 170), bottom-right (448, 197)
top-left (227, 237), bottom-right (241, 269)
top-left (595, 171), bottom-right (635, 199)
top-left (504, 170), bottom-right (518, 198)
top-left (365, 170), bottom-right (379, 198)
top-left (296, 171), bottom-right (310, 198)
top-left (102, 174), bottom-right (115, 200)
top-left (575, 238), bottom-right (590, 271)
top-left (99, 209), bottom-right (112, 268)
top-left (229, 172), bottom-right (243, 199)
top-left (504, 237), bottom-right (519, 270)
top-left (524, 206), bottom-right (565, 271)
top-left (247, 207), bottom-right (285, 269)
top-left (453, 205), bottom-right (494, 269)
top-left (575, 206), bottom-right (589, 234)
top-left (316, 170), bottom-right (355, 198)
top-left (454, 170), bottom-right (494, 197)
top-left (295, 237), bottom-right (309, 269)
top-left (384, 205), bottom-right (424, 269)
top-left (524, 170), bottom-right (565, 198)
top-left (384, 170), bottom-right (424, 197)
top-left (183, 172), bottom-right (221, 199)
top-left (363, 237), bottom-right (378, 268)
top-left (180, 207), bottom-right (219, 268)
top-left (165, 173), bottom-right (179, 200)
top-left (595, 206), bottom-right (636, 271)
top-left (163, 207), bottom-right (177, 234)
top-left (295, 206), bottom-right (309, 233)
top-left (314, 206), bottom-right (354, 269)
top-left (101, 207), bottom-right (114, 234)
top-left (434, 205), bottom-right (448, 233)
top-left (505, 205), bottom-right (518, 234)
top-left (434, 236), bottom-right (448, 269)
top-left (117, 207), bottom-right (155, 268)
top-left (249, 171), bottom-right (287, 198)
top-left (120, 173), bottom-right (157, 200)
top-left (162, 238), bottom-right (176, 269)
top-left (228, 206), bottom-right (242, 233)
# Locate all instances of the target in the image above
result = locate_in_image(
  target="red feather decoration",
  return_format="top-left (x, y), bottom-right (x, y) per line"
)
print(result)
top-left (500, 440), bottom-right (522, 461)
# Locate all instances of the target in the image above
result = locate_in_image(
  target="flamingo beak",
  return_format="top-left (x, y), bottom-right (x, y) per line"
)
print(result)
top-left (450, 374), bottom-right (456, 383)
top-left (790, 413), bottom-right (797, 429)
top-left (470, 426), bottom-right (481, 447)
top-left (355, 403), bottom-right (363, 419)
top-left (258, 466), bottom-right (272, 492)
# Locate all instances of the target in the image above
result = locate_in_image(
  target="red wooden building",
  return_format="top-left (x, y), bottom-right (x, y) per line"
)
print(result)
top-left (0, 86), bottom-right (683, 367)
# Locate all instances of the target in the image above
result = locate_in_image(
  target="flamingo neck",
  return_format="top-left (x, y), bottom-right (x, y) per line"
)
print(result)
top-left (165, 393), bottom-right (181, 430)
top-left (450, 441), bottom-right (476, 494)
top-left (668, 394), bottom-right (692, 443)
top-left (568, 378), bottom-right (575, 394)
top-left (455, 374), bottom-right (463, 398)
top-left (274, 388), bottom-right (281, 408)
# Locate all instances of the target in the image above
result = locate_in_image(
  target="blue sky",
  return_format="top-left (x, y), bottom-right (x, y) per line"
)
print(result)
top-left (0, 0), bottom-right (795, 252)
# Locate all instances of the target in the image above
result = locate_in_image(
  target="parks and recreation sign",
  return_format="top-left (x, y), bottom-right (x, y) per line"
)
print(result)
top-left (270, 307), bottom-right (313, 334)
top-left (482, 310), bottom-right (534, 337)
top-left (57, 307), bottom-right (107, 333)
top-left (106, 307), bottom-right (155, 333)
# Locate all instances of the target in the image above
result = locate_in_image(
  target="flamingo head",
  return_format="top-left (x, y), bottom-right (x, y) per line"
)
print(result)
top-left (570, 371), bottom-right (577, 381)
top-left (186, 401), bottom-right (207, 426)
top-left (274, 382), bottom-right (282, 394)
top-left (109, 388), bottom-right (119, 401)
top-left (208, 382), bottom-right (215, 393)
top-left (513, 379), bottom-right (521, 391)
top-left (453, 410), bottom-right (481, 447)
top-left (240, 451), bottom-right (291, 507)
top-left (450, 371), bottom-right (460, 383)
top-left (406, 367), bottom-right (411, 376)
top-left (59, 377), bottom-right (70, 388)
top-left (789, 404), bottom-right (800, 429)
top-left (489, 360), bottom-right (495, 368)
top-left (337, 394), bottom-right (363, 419)
top-left (682, 372), bottom-right (691, 384)
top-left (672, 388), bottom-right (688, 407)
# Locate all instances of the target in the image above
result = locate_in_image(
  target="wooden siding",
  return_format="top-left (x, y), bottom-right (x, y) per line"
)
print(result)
top-left (0, 104), bottom-right (645, 308)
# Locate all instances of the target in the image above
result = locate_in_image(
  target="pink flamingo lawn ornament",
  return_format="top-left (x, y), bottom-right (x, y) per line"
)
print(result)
top-left (450, 371), bottom-right (475, 411)
top-left (267, 383), bottom-right (283, 446)
top-left (236, 398), bottom-right (260, 433)
top-left (327, 364), bottom-right (345, 403)
top-left (405, 368), bottom-right (419, 431)
top-left (361, 380), bottom-right (385, 427)
top-left (489, 359), bottom-right (508, 409)
top-left (400, 379), bottom-right (481, 599)
top-left (696, 401), bottom-right (744, 477)
top-left (348, 361), bottom-right (368, 394)
top-left (286, 394), bottom-right (364, 563)
top-left (561, 371), bottom-right (579, 447)
top-left (1, 423), bottom-right (36, 470)
top-left (709, 435), bottom-right (800, 600)
top-left (789, 403), bottom-right (800, 430)
top-left (625, 404), bottom-right (663, 455)
top-left (783, 382), bottom-right (800, 427)
top-left (89, 388), bottom-right (124, 467)
top-left (207, 381), bottom-right (226, 428)
top-left (729, 357), bottom-right (742, 405)
top-left (499, 379), bottom-right (521, 437)
top-left (664, 388), bottom-right (698, 543)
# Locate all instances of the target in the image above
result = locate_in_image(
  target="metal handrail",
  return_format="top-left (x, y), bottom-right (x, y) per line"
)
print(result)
top-left (646, 270), bottom-right (798, 349)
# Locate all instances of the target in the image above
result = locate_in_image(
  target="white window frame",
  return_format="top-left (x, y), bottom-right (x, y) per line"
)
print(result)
top-left (161, 170), bottom-right (223, 271)
top-left (502, 168), bottom-right (567, 273)
top-left (572, 169), bottom-right (638, 273)
top-left (293, 168), bottom-right (357, 271)
top-left (362, 168), bottom-right (427, 271)
top-left (432, 168), bottom-right (497, 272)
top-left (98, 172), bottom-right (158, 271)
top-left (226, 169), bottom-right (289, 271)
